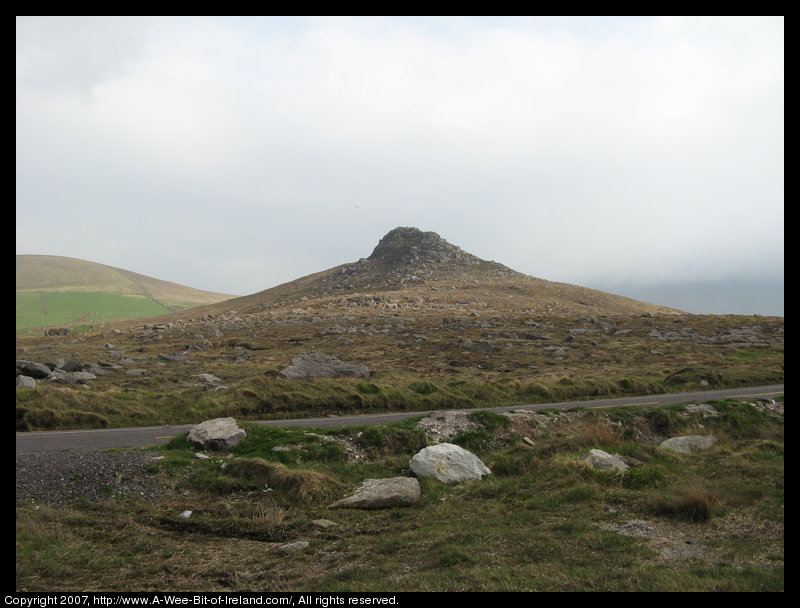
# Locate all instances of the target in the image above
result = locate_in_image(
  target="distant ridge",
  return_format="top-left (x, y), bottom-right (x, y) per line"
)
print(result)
top-left (16, 255), bottom-right (236, 333)
top-left (195, 227), bottom-right (684, 318)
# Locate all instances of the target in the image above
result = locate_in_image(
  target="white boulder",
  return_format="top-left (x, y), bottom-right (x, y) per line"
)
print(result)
top-left (186, 417), bottom-right (246, 451)
top-left (409, 443), bottom-right (491, 484)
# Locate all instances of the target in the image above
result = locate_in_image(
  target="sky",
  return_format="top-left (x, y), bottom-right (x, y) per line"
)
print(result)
top-left (16, 16), bottom-right (784, 312)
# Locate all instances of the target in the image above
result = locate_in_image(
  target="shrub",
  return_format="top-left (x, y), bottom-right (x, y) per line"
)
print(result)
top-left (409, 381), bottom-right (437, 395)
top-left (649, 484), bottom-right (718, 522)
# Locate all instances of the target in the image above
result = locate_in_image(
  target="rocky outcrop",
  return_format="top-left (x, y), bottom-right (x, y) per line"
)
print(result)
top-left (329, 477), bottom-right (420, 509)
top-left (368, 227), bottom-right (482, 267)
top-left (409, 443), bottom-right (491, 483)
top-left (277, 352), bottom-right (370, 379)
top-left (186, 417), bottom-right (246, 451)
top-left (16, 360), bottom-right (52, 379)
top-left (659, 435), bottom-right (716, 454)
top-left (582, 449), bottom-right (629, 471)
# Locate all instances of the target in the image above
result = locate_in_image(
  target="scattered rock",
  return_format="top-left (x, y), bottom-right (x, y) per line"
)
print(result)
top-left (16, 375), bottom-right (37, 388)
top-left (659, 435), bottom-right (716, 454)
top-left (460, 340), bottom-right (495, 353)
top-left (193, 373), bottom-right (223, 384)
top-left (417, 410), bottom-right (474, 442)
top-left (16, 360), bottom-right (52, 379)
top-left (310, 519), bottom-right (340, 529)
top-left (409, 443), bottom-right (491, 483)
top-left (277, 352), bottom-right (370, 379)
top-left (186, 417), bottom-right (247, 451)
top-left (582, 449), bottom-right (629, 471)
top-left (682, 404), bottom-right (719, 418)
top-left (329, 477), bottom-right (421, 509)
top-left (179, 510), bottom-right (193, 519)
top-left (279, 541), bottom-right (309, 552)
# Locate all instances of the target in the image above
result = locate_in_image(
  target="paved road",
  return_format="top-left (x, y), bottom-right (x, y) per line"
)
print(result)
top-left (15, 384), bottom-right (784, 455)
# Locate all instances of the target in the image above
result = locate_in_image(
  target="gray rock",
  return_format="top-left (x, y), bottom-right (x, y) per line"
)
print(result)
top-left (16, 360), bottom-right (52, 379)
top-left (186, 339), bottom-right (213, 352)
top-left (205, 384), bottom-right (228, 392)
top-left (72, 371), bottom-right (97, 382)
top-left (329, 477), bottom-right (421, 509)
top-left (16, 375), bottom-right (37, 388)
top-left (461, 340), bottom-right (495, 353)
top-left (187, 417), bottom-right (247, 451)
top-left (582, 449), bottom-right (629, 471)
top-left (310, 519), bottom-right (340, 529)
top-left (158, 353), bottom-right (189, 363)
top-left (279, 541), bottom-right (309, 552)
top-left (410, 443), bottom-right (491, 483)
top-left (194, 373), bottom-right (223, 384)
top-left (277, 352), bottom-right (370, 379)
top-left (659, 435), bottom-right (716, 454)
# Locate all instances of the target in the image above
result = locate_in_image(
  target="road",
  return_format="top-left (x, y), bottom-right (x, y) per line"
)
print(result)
top-left (15, 384), bottom-right (783, 455)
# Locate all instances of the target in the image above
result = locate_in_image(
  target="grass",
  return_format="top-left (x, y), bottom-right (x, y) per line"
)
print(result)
top-left (16, 398), bottom-right (784, 592)
top-left (16, 292), bottom-right (173, 334)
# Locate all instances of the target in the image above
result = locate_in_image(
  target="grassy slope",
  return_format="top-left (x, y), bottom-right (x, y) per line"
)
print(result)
top-left (16, 255), bottom-right (235, 333)
top-left (15, 399), bottom-right (784, 592)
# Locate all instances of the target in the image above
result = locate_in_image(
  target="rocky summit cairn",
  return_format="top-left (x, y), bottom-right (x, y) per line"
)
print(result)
top-left (368, 227), bottom-right (481, 267)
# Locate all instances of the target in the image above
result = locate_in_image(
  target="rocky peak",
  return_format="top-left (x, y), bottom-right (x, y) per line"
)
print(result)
top-left (368, 227), bottom-right (480, 267)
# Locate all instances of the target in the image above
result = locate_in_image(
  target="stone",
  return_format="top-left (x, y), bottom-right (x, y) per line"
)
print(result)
top-left (16, 360), bottom-right (52, 379)
top-left (193, 373), bottom-right (223, 384)
top-left (582, 449), bottom-right (629, 471)
top-left (187, 417), bottom-right (247, 451)
top-left (329, 477), bottom-right (421, 509)
top-left (659, 435), bottom-right (716, 454)
top-left (279, 541), bottom-right (309, 552)
top-left (409, 443), bottom-right (491, 484)
top-left (461, 340), bottom-right (495, 353)
top-left (277, 352), bottom-right (370, 379)
top-left (16, 375), bottom-right (36, 388)
top-left (310, 519), bottom-right (340, 529)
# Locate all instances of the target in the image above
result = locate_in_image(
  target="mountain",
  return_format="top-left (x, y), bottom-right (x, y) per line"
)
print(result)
top-left (16, 255), bottom-right (236, 333)
top-left (15, 228), bottom-right (783, 432)
top-left (197, 227), bottom-right (683, 318)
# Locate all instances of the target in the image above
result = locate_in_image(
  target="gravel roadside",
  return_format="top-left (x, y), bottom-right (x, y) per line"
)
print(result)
top-left (16, 449), bottom-right (165, 505)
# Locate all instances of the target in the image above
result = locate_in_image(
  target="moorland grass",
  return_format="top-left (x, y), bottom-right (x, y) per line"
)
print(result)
top-left (16, 399), bottom-right (783, 592)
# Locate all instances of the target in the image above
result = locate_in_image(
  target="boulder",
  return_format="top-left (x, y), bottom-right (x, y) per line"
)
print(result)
top-left (659, 435), bottom-right (716, 454)
top-left (409, 443), bottom-right (491, 484)
top-left (279, 541), bottom-right (309, 552)
top-left (16, 360), bottom-right (52, 379)
top-left (16, 375), bottom-right (36, 388)
top-left (582, 449), bottom-right (629, 471)
top-left (193, 373), bottom-right (223, 385)
top-left (329, 477), bottom-right (420, 509)
top-left (187, 417), bottom-right (246, 451)
top-left (277, 352), bottom-right (370, 379)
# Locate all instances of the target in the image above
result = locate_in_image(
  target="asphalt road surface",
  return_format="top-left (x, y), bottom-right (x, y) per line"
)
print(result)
top-left (16, 384), bottom-right (783, 455)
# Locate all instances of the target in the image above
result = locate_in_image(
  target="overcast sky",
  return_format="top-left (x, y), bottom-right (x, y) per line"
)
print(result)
top-left (16, 16), bottom-right (784, 301)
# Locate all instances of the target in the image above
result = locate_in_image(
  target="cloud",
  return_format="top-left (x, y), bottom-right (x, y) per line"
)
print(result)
top-left (16, 16), bottom-right (783, 296)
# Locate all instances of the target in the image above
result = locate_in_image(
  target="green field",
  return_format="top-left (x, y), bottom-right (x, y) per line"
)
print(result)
top-left (16, 292), bottom-right (173, 334)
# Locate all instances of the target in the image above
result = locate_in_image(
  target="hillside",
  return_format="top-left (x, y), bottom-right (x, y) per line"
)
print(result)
top-left (16, 255), bottom-right (236, 334)
top-left (195, 227), bottom-right (683, 319)
top-left (15, 227), bottom-right (783, 433)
